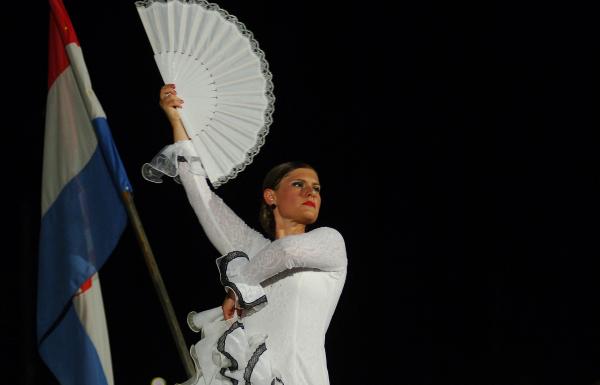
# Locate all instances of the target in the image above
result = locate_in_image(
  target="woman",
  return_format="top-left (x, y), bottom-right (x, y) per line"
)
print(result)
top-left (143, 84), bottom-right (347, 385)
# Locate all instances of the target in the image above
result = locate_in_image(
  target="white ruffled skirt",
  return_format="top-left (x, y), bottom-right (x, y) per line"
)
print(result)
top-left (178, 307), bottom-right (284, 385)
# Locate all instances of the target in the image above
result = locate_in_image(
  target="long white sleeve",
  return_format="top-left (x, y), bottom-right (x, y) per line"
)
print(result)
top-left (175, 144), bottom-right (270, 256)
top-left (144, 140), bottom-right (270, 256)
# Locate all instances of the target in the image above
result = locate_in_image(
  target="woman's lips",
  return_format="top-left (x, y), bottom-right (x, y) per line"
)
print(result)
top-left (302, 201), bottom-right (316, 208)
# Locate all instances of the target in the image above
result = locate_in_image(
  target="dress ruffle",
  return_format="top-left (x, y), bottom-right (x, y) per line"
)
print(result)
top-left (216, 251), bottom-right (267, 311)
top-left (142, 140), bottom-right (205, 184)
top-left (178, 251), bottom-right (281, 385)
top-left (180, 307), bottom-right (283, 385)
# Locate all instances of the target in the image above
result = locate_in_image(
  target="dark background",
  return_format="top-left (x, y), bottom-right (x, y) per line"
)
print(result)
top-left (6, 1), bottom-right (599, 385)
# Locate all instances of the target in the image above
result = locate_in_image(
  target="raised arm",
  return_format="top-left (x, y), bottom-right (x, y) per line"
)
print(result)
top-left (178, 158), bottom-right (270, 256)
top-left (153, 84), bottom-right (270, 256)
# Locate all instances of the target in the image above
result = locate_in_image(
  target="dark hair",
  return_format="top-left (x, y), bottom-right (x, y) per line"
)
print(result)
top-left (259, 161), bottom-right (316, 239)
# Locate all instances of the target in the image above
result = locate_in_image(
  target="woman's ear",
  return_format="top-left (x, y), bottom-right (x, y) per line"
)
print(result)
top-left (263, 189), bottom-right (275, 205)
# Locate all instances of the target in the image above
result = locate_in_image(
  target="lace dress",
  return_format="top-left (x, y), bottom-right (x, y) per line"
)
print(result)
top-left (143, 140), bottom-right (348, 385)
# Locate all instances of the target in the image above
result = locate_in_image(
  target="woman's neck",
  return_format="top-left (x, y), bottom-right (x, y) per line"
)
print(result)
top-left (274, 222), bottom-right (306, 239)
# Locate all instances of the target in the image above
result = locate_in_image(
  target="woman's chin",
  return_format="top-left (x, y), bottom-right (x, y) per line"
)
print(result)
top-left (301, 214), bottom-right (318, 225)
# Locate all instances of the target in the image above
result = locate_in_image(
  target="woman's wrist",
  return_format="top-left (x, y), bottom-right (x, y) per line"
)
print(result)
top-left (171, 120), bottom-right (190, 141)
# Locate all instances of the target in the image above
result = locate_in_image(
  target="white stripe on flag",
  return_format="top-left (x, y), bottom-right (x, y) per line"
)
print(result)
top-left (43, 66), bottom-right (97, 216)
top-left (65, 44), bottom-right (106, 120)
top-left (73, 273), bottom-right (115, 385)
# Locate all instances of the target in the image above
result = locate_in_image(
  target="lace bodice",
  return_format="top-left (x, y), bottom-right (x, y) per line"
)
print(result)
top-left (220, 227), bottom-right (347, 286)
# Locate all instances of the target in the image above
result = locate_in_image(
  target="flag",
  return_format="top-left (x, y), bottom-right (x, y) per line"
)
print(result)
top-left (38, 1), bottom-right (132, 384)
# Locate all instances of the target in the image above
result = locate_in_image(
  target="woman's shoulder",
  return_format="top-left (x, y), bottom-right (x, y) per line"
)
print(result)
top-left (308, 226), bottom-right (345, 243)
top-left (277, 227), bottom-right (345, 246)
top-left (309, 226), bottom-right (342, 234)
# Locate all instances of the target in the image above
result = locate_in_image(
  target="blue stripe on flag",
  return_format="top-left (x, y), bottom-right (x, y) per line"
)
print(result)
top-left (92, 117), bottom-right (132, 193)
top-left (39, 304), bottom-right (110, 385)
top-left (37, 147), bottom-right (127, 340)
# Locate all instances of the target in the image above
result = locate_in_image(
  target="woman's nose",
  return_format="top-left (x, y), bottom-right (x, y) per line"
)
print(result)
top-left (304, 186), bottom-right (317, 196)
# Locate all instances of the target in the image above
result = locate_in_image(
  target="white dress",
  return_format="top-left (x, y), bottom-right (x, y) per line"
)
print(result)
top-left (143, 141), bottom-right (348, 385)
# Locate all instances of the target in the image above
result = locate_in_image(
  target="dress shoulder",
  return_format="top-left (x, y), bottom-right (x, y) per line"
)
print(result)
top-left (308, 226), bottom-right (345, 245)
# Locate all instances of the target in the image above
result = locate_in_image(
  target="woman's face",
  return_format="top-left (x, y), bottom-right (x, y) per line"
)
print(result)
top-left (267, 168), bottom-right (321, 225)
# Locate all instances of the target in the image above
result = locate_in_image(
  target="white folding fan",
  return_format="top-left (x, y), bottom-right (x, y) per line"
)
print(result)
top-left (135, 0), bottom-right (275, 187)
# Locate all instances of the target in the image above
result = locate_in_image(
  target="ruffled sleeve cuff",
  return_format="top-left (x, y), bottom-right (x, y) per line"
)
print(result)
top-left (141, 140), bottom-right (206, 184)
top-left (216, 251), bottom-right (267, 311)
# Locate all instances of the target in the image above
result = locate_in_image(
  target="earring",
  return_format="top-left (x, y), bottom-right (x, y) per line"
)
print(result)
top-left (270, 203), bottom-right (276, 209)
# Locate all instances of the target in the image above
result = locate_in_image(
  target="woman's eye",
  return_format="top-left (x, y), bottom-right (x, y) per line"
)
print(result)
top-left (313, 186), bottom-right (321, 193)
top-left (292, 181), bottom-right (304, 188)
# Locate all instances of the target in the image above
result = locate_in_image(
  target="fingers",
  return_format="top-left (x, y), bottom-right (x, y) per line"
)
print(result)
top-left (222, 303), bottom-right (231, 320)
top-left (161, 83), bottom-right (176, 93)
top-left (161, 88), bottom-right (176, 99)
top-left (159, 84), bottom-right (184, 108)
top-left (163, 95), bottom-right (184, 108)
top-left (221, 306), bottom-right (242, 320)
top-left (222, 307), bottom-right (234, 320)
top-left (222, 295), bottom-right (236, 320)
top-left (160, 84), bottom-right (177, 100)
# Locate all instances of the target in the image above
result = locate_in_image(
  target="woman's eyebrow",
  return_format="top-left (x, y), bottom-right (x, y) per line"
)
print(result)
top-left (291, 178), bottom-right (320, 185)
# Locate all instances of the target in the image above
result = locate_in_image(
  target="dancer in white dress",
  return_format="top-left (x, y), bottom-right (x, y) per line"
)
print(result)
top-left (143, 84), bottom-right (348, 385)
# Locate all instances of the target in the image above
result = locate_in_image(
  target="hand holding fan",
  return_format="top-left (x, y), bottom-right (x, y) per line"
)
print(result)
top-left (136, 0), bottom-right (275, 187)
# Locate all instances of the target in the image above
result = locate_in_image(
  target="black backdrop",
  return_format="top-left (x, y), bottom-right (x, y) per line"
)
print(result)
top-left (7, 1), bottom-right (599, 385)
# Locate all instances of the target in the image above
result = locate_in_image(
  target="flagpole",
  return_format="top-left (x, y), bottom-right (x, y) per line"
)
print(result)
top-left (121, 190), bottom-right (195, 378)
